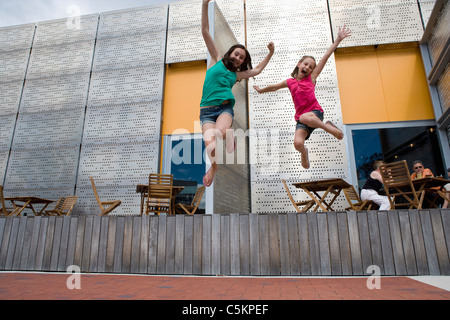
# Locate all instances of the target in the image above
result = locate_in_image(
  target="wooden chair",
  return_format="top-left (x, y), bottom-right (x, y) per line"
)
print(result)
top-left (282, 179), bottom-right (315, 213)
top-left (45, 196), bottom-right (78, 216)
top-left (90, 177), bottom-right (122, 216)
top-left (145, 174), bottom-right (173, 215)
top-left (0, 185), bottom-right (19, 216)
top-left (379, 160), bottom-right (425, 210)
top-left (343, 186), bottom-right (376, 211)
top-left (175, 186), bottom-right (205, 215)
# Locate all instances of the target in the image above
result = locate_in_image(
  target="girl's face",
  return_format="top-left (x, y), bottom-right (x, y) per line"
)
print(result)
top-left (297, 58), bottom-right (316, 78)
top-left (229, 48), bottom-right (246, 68)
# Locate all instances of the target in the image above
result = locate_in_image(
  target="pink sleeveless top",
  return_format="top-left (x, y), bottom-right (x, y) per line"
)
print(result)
top-left (287, 75), bottom-right (323, 121)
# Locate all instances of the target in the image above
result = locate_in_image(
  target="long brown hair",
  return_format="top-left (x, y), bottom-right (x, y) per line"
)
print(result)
top-left (291, 55), bottom-right (316, 78)
top-left (222, 44), bottom-right (253, 73)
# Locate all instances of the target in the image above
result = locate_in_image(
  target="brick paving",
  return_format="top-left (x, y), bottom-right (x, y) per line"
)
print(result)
top-left (0, 272), bottom-right (449, 301)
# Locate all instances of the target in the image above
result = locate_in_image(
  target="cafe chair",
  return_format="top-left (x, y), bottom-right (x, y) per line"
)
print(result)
top-left (175, 186), bottom-right (205, 215)
top-left (90, 177), bottom-right (122, 216)
top-left (145, 174), bottom-right (173, 215)
top-left (45, 196), bottom-right (78, 216)
top-left (282, 179), bottom-right (315, 213)
top-left (379, 160), bottom-right (425, 210)
top-left (343, 186), bottom-right (376, 211)
top-left (0, 185), bottom-right (20, 216)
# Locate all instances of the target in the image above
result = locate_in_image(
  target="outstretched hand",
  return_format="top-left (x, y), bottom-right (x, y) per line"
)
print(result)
top-left (253, 85), bottom-right (262, 93)
top-left (267, 42), bottom-right (275, 53)
top-left (336, 25), bottom-right (351, 41)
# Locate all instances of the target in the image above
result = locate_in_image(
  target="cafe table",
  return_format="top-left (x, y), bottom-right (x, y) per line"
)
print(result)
top-left (292, 178), bottom-right (351, 212)
top-left (136, 184), bottom-right (185, 215)
top-left (411, 177), bottom-right (450, 208)
top-left (5, 197), bottom-right (55, 216)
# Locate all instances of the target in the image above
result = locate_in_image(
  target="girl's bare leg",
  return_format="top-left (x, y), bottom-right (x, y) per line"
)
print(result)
top-left (294, 129), bottom-right (310, 169)
top-left (299, 112), bottom-right (343, 140)
top-left (202, 113), bottom-right (233, 186)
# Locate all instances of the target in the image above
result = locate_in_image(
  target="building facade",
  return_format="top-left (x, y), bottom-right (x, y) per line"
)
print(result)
top-left (0, 0), bottom-right (448, 215)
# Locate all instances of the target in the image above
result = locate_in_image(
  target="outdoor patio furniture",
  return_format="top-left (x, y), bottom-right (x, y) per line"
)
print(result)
top-left (282, 179), bottom-right (315, 213)
top-left (379, 160), bottom-right (425, 210)
top-left (175, 185), bottom-right (205, 215)
top-left (0, 186), bottom-right (19, 216)
top-left (90, 177), bottom-right (122, 216)
top-left (145, 174), bottom-right (174, 215)
top-left (45, 196), bottom-right (78, 216)
top-left (343, 185), bottom-right (376, 211)
top-left (292, 178), bottom-right (351, 212)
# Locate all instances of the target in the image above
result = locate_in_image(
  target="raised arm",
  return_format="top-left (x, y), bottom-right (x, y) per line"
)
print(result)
top-left (202, 0), bottom-right (221, 66)
top-left (253, 80), bottom-right (288, 94)
top-left (311, 25), bottom-right (351, 83)
top-left (237, 42), bottom-right (275, 80)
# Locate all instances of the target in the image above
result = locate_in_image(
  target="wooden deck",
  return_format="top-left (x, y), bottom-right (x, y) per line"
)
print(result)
top-left (0, 210), bottom-right (449, 276)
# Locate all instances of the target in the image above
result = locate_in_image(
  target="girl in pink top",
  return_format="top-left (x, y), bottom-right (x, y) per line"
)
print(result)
top-left (254, 26), bottom-right (351, 169)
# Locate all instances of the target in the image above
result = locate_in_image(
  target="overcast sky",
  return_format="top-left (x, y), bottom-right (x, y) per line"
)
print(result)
top-left (0, 0), bottom-right (186, 28)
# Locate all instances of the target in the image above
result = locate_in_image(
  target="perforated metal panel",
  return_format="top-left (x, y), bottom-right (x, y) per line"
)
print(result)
top-left (246, 0), bottom-right (349, 213)
top-left (0, 24), bottom-right (35, 184)
top-left (19, 71), bottom-right (91, 113)
top-left (76, 6), bottom-right (168, 215)
top-left (0, 23), bottom-right (35, 53)
top-left (3, 15), bottom-right (98, 202)
top-left (87, 66), bottom-right (165, 106)
top-left (26, 40), bottom-right (95, 79)
top-left (74, 142), bottom-right (159, 216)
top-left (33, 15), bottom-right (98, 47)
top-left (0, 115), bottom-right (16, 150)
top-left (73, 185), bottom-right (143, 216)
top-left (12, 108), bottom-right (85, 149)
top-left (0, 49), bottom-right (31, 82)
top-left (0, 81), bottom-right (24, 116)
top-left (83, 102), bottom-right (162, 145)
top-left (166, 0), bottom-right (206, 63)
top-left (328, 0), bottom-right (424, 47)
top-left (5, 147), bottom-right (80, 190)
top-left (97, 5), bottom-right (168, 39)
top-left (216, 0), bottom-right (245, 45)
top-left (418, 0), bottom-right (438, 28)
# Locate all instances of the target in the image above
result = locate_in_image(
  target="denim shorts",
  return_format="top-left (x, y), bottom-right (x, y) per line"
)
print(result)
top-left (200, 103), bottom-right (234, 127)
top-left (296, 109), bottom-right (324, 140)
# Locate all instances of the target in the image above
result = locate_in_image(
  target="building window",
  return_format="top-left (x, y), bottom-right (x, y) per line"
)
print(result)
top-left (162, 133), bottom-right (206, 213)
top-left (352, 124), bottom-right (445, 191)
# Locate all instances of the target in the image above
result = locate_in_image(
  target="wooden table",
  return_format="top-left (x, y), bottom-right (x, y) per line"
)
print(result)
top-left (292, 178), bottom-right (351, 212)
top-left (411, 177), bottom-right (450, 208)
top-left (5, 197), bottom-right (55, 216)
top-left (136, 185), bottom-right (185, 215)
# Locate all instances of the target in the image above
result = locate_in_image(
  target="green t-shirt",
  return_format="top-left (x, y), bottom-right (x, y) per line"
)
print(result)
top-left (200, 61), bottom-right (237, 108)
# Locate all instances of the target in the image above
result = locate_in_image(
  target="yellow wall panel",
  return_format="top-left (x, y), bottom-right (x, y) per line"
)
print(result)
top-left (377, 46), bottom-right (434, 122)
top-left (162, 61), bottom-right (207, 135)
top-left (335, 44), bottom-right (434, 125)
top-left (335, 49), bottom-right (389, 124)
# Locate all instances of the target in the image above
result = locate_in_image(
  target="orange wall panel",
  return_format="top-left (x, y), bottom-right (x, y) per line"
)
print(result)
top-left (335, 49), bottom-right (389, 124)
top-left (162, 61), bottom-right (207, 135)
top-left (377, 47), bottom-right (434, 122)
top-left (335, 44), bottom-right (434, 125)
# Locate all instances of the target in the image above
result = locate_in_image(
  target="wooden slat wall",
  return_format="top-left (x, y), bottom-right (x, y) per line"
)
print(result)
top-left (0, 210), bottom-right (449, 276)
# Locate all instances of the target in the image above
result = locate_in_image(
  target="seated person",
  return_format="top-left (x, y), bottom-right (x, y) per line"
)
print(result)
top-left (411, 160), bottom-right (434, 179)
top-left (360, 160), bottom-right (390, 211)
